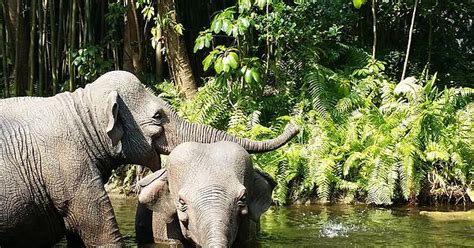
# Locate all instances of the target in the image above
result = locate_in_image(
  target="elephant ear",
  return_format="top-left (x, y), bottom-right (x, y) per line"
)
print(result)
top-left (138, 169), bottom-right (174, 213)
top-left (105, 90), bottom-right (124, 150)
top-left (248, 169), bottom-right (277, 222)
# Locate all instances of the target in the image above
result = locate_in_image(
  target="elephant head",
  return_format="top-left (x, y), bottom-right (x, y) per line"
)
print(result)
top-left (87, 71), bottom-right (298, 172)
top-left (138, 141), bottom-right (276, 247)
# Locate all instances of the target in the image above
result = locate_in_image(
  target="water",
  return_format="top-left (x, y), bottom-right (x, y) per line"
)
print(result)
top-left (57, 197), bottom-right (474, 247)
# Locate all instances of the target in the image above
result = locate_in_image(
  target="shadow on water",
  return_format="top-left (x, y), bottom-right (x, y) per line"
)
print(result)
top-left (54, 198), bottom-right (474, 247)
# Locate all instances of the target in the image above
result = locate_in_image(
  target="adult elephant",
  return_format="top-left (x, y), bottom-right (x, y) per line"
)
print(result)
top-left (0, 71), bottom-right (298, 247)
top-left (137, 141), bottom-right (277, 247)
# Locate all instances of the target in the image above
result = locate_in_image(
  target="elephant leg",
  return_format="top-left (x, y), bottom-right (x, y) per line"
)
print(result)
top-left (135, 202), bottom-right (154, 244)
top-left (64, 181), bottom-right (124, 247)
top-left (234, 218), bottom-right (258, 247)
top-left (66, 231), bottom-right (85, 248)
top-left (151, 212), bottom-right (184, 244)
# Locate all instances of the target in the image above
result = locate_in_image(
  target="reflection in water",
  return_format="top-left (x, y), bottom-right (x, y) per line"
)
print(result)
top-left (54, 198), bottom-right (474, 247)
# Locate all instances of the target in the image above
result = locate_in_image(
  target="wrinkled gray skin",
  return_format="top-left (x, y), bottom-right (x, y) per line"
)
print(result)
top-left (0, 71), bottom-right (298, 247)
top-left (137, 141), bottom-right (276, 248)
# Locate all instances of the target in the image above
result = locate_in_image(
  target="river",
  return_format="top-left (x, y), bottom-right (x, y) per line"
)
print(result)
top-left (55, 197), bottom-right (474, 247)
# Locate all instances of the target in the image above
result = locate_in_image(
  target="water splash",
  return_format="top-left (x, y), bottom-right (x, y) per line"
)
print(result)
top-left (319, 221), bottom-right (366, 238)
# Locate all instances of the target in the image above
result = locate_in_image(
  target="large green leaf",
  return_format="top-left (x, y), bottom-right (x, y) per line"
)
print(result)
top-left (227, 52), bottom-right (239, 69)
top-left (214, 57), bottom-right (223, 74)
top-left (352, 0), bottom-right (367, 9)
top-left (202, 54), bottom-right (214, 71)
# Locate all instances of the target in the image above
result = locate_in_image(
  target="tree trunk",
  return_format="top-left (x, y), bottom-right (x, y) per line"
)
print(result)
top-left (14, 0), bottom-right (29, 96)
top-left (57, 0), bottom-right (65, 89)
top-left (3, 0), bottom-right (16, 63)
top-left (49, 0), bottom-right (58, 94)
top-left (158, 0), bottom-right (198, 99)
top-left (38, 0), bottom-right (46, 96)
top-left (69, 0), bottom-right (78, 91)
top-left (123, 0), bottom-right (144, 73)
top-left (0, 1), bottom-right (9, 97)
top-left (371, 0), bottom-right (377, 59)
top-left (401, 0), bottom-right (418, 81)
top-left (84, 0), bottom-right (92, 44)
top-left (28, 0), bottom-right (37, 96)
top-left (155, 26), bottom-right (164, 82)
top-left (427, 15), bottom-right (432, 75)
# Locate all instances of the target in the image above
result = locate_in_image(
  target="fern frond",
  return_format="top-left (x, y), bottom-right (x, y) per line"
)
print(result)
top-left (312, 156), bottom-right (338, 202)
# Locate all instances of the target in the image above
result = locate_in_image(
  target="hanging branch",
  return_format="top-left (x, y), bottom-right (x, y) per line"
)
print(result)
top-left (401, 0), bottom-right (418, 81)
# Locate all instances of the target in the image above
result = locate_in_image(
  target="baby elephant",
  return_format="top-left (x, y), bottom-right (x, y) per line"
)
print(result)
top-left (136, 141), bottom-right (276, 247)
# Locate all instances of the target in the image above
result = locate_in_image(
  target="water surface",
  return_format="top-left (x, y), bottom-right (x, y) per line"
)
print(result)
top-left (57, 197), bottom-right (474, 247)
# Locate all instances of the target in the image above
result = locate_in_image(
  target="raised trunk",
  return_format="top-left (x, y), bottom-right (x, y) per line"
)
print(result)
top-left (179, 120), bottom-right (298, 154)
top-left (159, 103), bottom-right (299, 154)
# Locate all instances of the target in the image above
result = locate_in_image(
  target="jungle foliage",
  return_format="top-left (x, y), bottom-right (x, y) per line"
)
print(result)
top-left (0, 0), bottom-right (472, 205)
top-left (155, 0), bottom-right (473, 205)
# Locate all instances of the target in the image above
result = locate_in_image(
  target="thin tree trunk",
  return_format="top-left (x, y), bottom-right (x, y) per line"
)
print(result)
top-left (371, 0), bottom-right (377, 59)
top-left (3, 0), bottom-right (17, 63)
top-left (427, 15), bottom-right (432, 75)
top-left (14, 0), bottom-right (29, 96)
top-left (57, 0), bottom-right (65, 89)
top-left (84, 0), bottom-right (92, 44)
top-left (158, 0), bottom-right (198, 99)
top-left (38, 0), bottom-right (46, 96)
top-left (28, 0), bottom-right (37, 96)
top-left (49, 0), bottom-right (58, 94)
top-left (155, 26), bottom-right (163, 82)
top-left (0, 1), bottom-right (9, 97)
top-left (401, 0), bottom-right (418, 81)
top-left (69, 0), bottom-right (78, 91)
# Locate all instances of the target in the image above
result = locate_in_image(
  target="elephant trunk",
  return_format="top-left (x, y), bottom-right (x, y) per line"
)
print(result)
top-left (161, 104), bottom-right (299, 154)
top-left (200, 213), bottom-right (231, 248)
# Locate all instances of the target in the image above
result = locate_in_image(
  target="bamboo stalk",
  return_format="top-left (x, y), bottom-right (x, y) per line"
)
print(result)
top-left (69, 0), bottom-right (77, 91)
top-left (49, 0), bottom-right (58, 94)
top-left (57, 0), bottom-right (64, 89)
top-left (0, 1), bottom-right (9, 97)
top-left (28, 0), bottom-right (37, 96)
top-left (38, 0), bottom-right (46, 96)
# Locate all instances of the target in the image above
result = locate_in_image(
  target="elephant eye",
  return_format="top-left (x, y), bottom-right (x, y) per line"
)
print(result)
top-left (238, 193), bottom-right (247, 207)
top-left (177, 198), bottom-right (187, 212)
top-left (153, 111), bottom-right (161, 119)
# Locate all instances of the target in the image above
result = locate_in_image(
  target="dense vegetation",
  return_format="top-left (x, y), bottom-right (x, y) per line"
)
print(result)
top-left (1, 0), bottom-right (472, 205)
